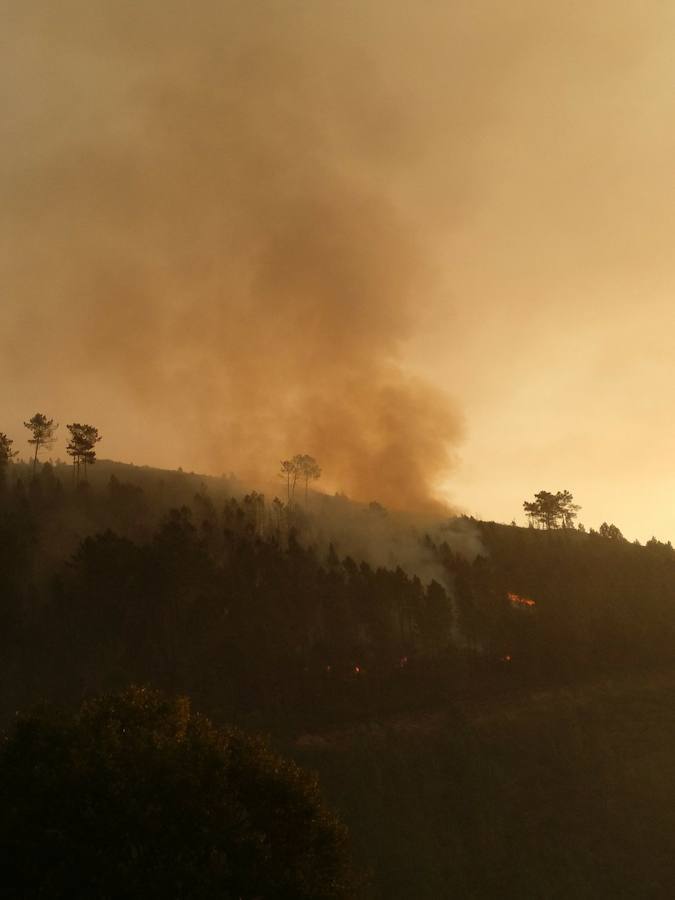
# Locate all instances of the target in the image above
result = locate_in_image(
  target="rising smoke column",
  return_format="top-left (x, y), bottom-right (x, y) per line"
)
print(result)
top-left (1, 1), bottom-right (462, 509)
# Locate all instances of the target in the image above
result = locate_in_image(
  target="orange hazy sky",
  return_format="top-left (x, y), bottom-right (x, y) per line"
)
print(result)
top-left (2, 1), bottom-right (674, 541)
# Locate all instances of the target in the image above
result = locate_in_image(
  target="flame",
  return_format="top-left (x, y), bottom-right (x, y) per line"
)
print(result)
top-left (508, 592), bottom-right (536, 608)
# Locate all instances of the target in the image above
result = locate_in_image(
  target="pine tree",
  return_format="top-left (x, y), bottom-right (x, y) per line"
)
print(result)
top-left (23, 413), bottom-right (58, 477)
top-left (66, 423), bottom-right (102, 484)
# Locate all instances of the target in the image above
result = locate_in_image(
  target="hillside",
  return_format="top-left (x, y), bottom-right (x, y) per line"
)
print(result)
top-left (3, 459), bottom-right (675, 727)
top-left (4, 460), bottom-right (675, 896)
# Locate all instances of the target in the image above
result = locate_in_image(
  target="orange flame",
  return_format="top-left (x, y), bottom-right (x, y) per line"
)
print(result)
top-left (508, 592), bottom-right (536, 608)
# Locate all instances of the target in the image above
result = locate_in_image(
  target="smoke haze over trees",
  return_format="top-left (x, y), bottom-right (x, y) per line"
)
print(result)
top-left (1, 0), bottom-right (468, 512)
top-left (2, 0), bottom-right (675, 535)
top-left (1, 456), bottom-right (675, 727)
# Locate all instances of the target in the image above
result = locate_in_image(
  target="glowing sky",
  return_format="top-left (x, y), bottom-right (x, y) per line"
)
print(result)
top-left (408, 2), bottom-right (675, 540)
top-left (2, 1), bottom-right (674, 541)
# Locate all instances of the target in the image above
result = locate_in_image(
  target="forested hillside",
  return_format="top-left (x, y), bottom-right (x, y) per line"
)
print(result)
top-left (450, 519), bottom-right (675, 680)
top-left (2, 458), bottom-right (675, 730)
top-left (4, 459), bottom-right (675, 896)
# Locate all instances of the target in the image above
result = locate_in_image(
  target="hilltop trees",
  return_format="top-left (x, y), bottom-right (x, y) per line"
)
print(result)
top-left (280, 458), bottom-right (298, 503)
top-left (522, 495), bottom-right (630, 542)
top-left (298, 454), bottom-right (322, 503)
top-left (14, 413), bottom-right (103, 485)
top-left (23, 412), bottom-right (58, 476)
top-left (557, 490), bottom-right (581, 528)
top-left (280, 454), bottom-right (322, 504)
top-left (66, 423), bottom-right (102, 484)
top-left (598, 522), bottom-right (625, 541)
top-left (523, 490), bottom-right (580, 529)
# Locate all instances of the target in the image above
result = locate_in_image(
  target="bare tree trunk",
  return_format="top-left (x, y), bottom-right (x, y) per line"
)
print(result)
top-left (32, 441), bottom-right (39, 479)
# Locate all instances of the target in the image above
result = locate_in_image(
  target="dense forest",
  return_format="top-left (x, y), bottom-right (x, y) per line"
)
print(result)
top-left (2, 455), bottom-right (675, 727)
top-left (4, 453), bottom-right (675, 896)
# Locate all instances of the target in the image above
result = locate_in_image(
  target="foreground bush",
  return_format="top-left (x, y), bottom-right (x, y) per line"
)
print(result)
top-left (0, 687), bottom-right (358, 899)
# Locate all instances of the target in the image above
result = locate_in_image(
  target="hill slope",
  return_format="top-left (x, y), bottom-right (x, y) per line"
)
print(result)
top-left (4, 460), bottom-right (675, 896)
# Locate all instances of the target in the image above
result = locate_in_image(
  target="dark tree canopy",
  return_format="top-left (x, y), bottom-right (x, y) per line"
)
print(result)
top-left (0, 687), bottom-right (358, 900)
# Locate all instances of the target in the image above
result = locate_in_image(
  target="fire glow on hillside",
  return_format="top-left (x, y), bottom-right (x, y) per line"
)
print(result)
top-left (508, 592), bottom-right (536, 608)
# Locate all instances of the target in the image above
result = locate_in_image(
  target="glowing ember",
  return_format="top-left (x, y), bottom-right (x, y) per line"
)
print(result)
top-left (398, 656), bottom-right (408, 668)
top-left (508, 592), bottom-right (536, 608)
top-left (354, 665), bottom-right (362, 674)
top-left (499, 654), bottom-right (512, 663)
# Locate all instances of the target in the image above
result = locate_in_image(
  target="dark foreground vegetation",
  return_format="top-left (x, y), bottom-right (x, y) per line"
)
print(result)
top-left (0, 686), bottom-right (356, 899)
top-left (3, 458), bottom-right (675, 896)
top-left (296, 670), bottom-right (675, 899)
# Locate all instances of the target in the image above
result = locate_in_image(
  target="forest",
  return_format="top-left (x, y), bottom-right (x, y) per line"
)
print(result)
top-left (3, 430), bottom-right (675, 896)
top-left (2, 447), bottom-right (675, 727)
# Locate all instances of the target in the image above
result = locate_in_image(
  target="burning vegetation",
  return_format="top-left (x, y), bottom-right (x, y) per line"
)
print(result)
top-left (508, 591), bottom-right (537, 609)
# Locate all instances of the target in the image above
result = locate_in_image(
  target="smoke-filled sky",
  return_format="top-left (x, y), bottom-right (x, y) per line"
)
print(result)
top-left (3, 1), bottom-right (674, 538)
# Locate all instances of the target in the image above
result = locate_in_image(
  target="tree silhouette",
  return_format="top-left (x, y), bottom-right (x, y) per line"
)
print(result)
top-left (297, 454), bottom-right (322, 504)
top-left (0, 432), bottom-right (18, 488)
top-left (599, 522), bottom-right (625, 541)
top-left (280, 454), bottom-right (322, 505)
top-left (280, 458), bottom-right (298, 504)
top-left (0, 687), bottom-right (358, 899)
top-left (23, 413), bottom-right (58, 477)
top-left (523, 490), bottom-right (580, 529)
top-left (557, 490), bottom-right (581, 528)
top-left (66, 423), bottom-right (101, 484)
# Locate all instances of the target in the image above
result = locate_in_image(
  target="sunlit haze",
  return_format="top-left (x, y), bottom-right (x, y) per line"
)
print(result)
top-left (3, 1), bottom-right (674, 540)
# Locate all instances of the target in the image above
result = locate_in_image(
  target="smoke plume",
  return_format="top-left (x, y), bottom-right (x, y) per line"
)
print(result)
top-left (2, 1), bottom-right (463, 511)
